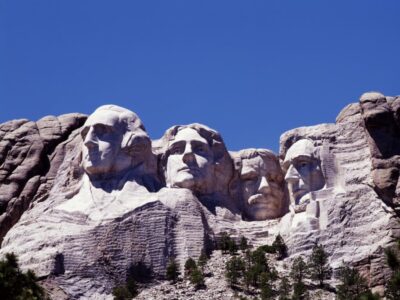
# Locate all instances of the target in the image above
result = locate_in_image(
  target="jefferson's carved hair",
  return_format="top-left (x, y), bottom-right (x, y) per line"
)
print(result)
top-left (158, 123), bottom-right (233, 193)
top-left (237, 148), bottom-right (283, 182)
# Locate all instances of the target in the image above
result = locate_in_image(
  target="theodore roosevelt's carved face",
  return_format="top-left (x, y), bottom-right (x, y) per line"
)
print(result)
top-left (81, 110), bottom-right (123, 176)
top-left (240, 151), bottom-right (284, 220)
top-left (283, 139), bottom-right (325, 206)
top-left (165, 128), bottom-right (214, 194)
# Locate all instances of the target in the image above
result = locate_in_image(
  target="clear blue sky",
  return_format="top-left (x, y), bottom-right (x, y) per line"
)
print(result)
top-left (1, 1), bottom-right (399, 152)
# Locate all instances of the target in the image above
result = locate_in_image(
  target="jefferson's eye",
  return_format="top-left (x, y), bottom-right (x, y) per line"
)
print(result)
top-left (169, 145), bottom-right (184, 155)
top-left (193, 144), bottom-right (207, 154)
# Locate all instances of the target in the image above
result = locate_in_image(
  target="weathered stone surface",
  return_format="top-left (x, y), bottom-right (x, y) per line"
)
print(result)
top-left (0, 113), bottom-right (86, 244)
top-left (1, 93), bottom-right (400, 298)
top-left (359, 92), bottom-right (400, 210)
top-left (276, 94), bottom-right (399, 290)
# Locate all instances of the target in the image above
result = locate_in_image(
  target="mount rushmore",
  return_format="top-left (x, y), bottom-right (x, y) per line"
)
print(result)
top-left (0, 91), bottom-right (399, 298)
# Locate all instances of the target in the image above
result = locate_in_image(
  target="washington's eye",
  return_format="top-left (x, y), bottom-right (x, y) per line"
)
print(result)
top-left (96, 124), bottom-right (108, 135)
top-left (81, 127), bottom-right (89, 139)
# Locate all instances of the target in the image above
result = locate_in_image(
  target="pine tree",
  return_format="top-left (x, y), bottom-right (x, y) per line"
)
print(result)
top-left (260, 272), bottom-right (274, 300)
top-left (184, 257), bottom-right (197, 277)
top-left (272, 234), bottom-right (288, 260)
top-left (290, 257), bottom-right (307, 284)
top-left (166, 258), bottom-right (180, 283)
top-left (219, 232), bottom-right (231, 254)
top-left (386, 270), bottom-right (400, 299)
top-left (307, 243), bottom-right (332, 287)
top-left (0, 252), bottom-right (46, 300)
top-left (112, 286), bottom-right (133, 300)
top-left (229, 239), bottom-right (238, 255)
top-left (292, 281), bottom-right (309, 300)
top-left (385, 241), bottom-right (400, 299)
top-left (225, 256), bottom-right (245, 287)
top-left (190, 267), bottom-right (205, 290)
top-left (240, 236), bottom-right (249, 251)
top-left (198, 250), bottom-right (208, 273)
top-left (278, 276), bottom-right (291, 300)
top-left (336, 266), bottom-right (370, 300)
top-left (290, 257), bottom-right (308, 300)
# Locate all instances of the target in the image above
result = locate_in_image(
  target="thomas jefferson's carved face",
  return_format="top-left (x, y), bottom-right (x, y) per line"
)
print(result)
top-left (165, 128), bottom-right (214, 193)
top-left (283, 140), bottom-right (325, 205)
top-left (81, 110), bottom-right (123, 176)
top-left (241, 155), bottom-right (284, 220)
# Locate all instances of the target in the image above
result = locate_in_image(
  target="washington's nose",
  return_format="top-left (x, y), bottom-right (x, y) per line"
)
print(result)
top-left (84, 128), bottom-right (97, 148)
top-left (182, 144), bottom-right (195, 163)
top-left (258, 176), bottom-right (270, 193)
top-left (285, 165), bottom-right (300, 182)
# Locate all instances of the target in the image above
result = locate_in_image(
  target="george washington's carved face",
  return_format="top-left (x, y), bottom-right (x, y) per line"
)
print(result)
top-left (81, 110), bottom-right (123, 176)
top-left (165, 128), bottom-right (214, 194)
top-left (240, 153), bottom-right (284, 220)
top-left (283, 140), bottom-right (325, 206)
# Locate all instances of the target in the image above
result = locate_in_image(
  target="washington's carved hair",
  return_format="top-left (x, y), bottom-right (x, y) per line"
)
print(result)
top-left (89, 105), bottom-right (151, 156)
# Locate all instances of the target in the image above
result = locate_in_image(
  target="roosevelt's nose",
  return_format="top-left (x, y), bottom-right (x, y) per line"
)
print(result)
top-left (258, 176), bottom-right (270, 193)
top-left (285, 165), bottom-right (300, 182)
top-left (84, 127), bottom-right (97, 149)
top-left (182, 144), bottom-right (195, 164)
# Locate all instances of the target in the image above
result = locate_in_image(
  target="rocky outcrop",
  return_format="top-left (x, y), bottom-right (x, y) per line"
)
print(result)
top-left (277, 93), bottom-right (399, 292)
top-left (0, 92), bottom-right (399, 299)
top-left (0, 113), bottom-right (86, 244)
top-left (359, 92), bottom-right (400, 211)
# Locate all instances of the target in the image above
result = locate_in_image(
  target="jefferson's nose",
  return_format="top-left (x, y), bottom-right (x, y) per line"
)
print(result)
top-left (182, 144), bottom-right (195, 163)
top-left (84, 127), bottom-right (97, 149)
top-left (258, 176), bottom-right (270, 193)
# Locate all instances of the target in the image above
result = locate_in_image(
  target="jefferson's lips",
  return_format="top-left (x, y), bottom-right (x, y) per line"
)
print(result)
top-left (177, 166), bottom-right (199, 173)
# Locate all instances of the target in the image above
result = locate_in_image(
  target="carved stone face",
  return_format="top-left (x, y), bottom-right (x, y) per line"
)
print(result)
top-left (283, 140), bottom-right (325, 206)
top-left (81, 110), bottom-right (123, 176)
top-left (165, 127), bottom-right (214, 193)
top-left (240, 154), bottom-right (284, 220)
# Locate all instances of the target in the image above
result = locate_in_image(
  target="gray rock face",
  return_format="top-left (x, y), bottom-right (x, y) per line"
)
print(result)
top-left (0, 113), bottom-right (86, 244)
top-left (278, 94), bottom-right (399, 291)
top-left (359, 92), bottom-right (400, 210)
top-left (1, 93), bottom-right (399, 298)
